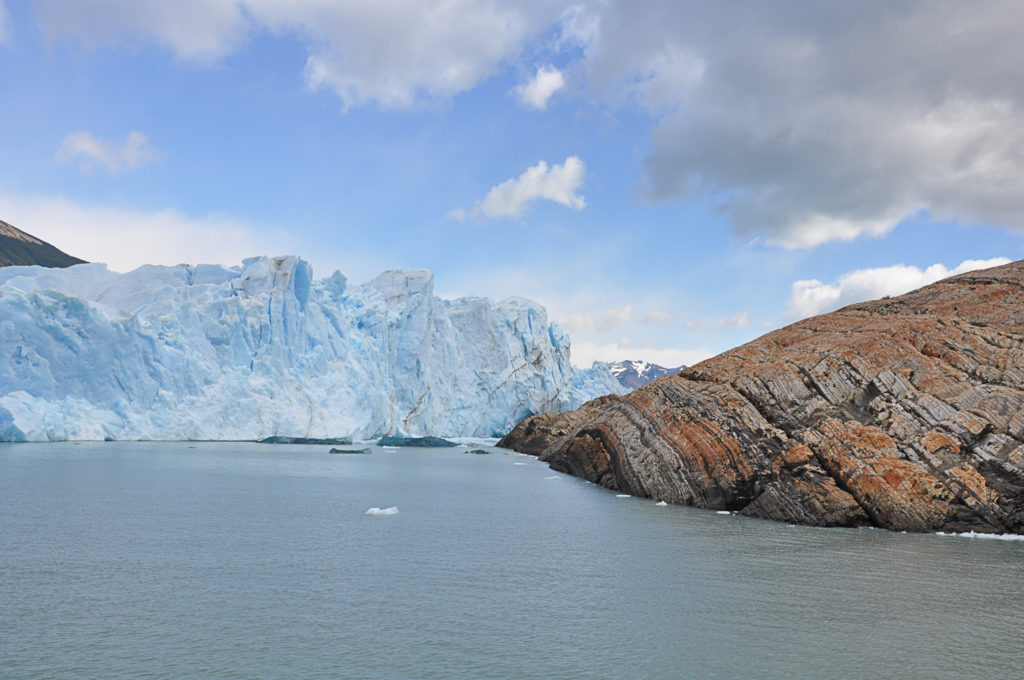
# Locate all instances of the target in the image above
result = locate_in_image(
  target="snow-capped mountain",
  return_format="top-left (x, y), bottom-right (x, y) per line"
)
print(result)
top-left (0, 256), bottom-right (625, 441)
top-left (608, 360), bottom-right (685, 390)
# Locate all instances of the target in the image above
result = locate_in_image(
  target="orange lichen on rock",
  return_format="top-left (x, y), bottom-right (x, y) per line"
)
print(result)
top-left (920, 431), bottom-right (961, 454)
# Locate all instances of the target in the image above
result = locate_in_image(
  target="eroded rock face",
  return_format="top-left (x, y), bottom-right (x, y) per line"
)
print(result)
top-left (499, 261), bottom-right (1024, 534)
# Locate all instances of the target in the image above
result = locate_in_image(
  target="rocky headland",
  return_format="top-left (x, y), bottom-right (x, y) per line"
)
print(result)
top-left (499, 260), bottom-right (1024, 534)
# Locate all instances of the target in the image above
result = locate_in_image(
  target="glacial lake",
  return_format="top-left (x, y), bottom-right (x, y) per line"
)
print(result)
top-left (2, 442), bottom-right (1022, 679)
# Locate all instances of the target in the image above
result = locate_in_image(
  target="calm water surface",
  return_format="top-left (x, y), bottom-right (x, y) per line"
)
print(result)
top-left (2, 442), bottom-right (1022, 679)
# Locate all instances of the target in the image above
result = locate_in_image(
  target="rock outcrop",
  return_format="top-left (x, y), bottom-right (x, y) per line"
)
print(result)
top-left (499, 260), bottom-right (1024, 534)
top-left (0, 219), bottom-right (85, 269)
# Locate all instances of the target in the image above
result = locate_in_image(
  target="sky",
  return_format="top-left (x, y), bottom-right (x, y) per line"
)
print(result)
top-left (1, 1), bottom-right (1023, 368)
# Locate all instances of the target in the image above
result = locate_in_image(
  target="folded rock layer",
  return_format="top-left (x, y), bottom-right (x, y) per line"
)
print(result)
top-left (499, 260), bottom-right (1024, 534)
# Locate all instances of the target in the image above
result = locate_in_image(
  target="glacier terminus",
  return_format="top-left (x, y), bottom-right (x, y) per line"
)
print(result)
top-left (0, 256), bottom-right (625, 441)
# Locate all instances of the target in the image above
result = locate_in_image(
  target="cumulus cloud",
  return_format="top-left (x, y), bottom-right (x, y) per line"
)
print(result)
top-left (0, 191), bottom-right (297, 273)
top-left (580, 1), bottom-right (1024, 247)
top-left (513, 65), bottom-right (565, 110)
top-left (476, 156), bottom-right (586, 219)
top-left (34, 0), bottom-right (550, 109)
top-left (786, 257), bottom-right (1011, 321)
top-left (55, 131), bottom-right (158, 173)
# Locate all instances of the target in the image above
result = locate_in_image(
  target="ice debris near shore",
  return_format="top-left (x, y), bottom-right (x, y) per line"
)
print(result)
top-left (0, 256), bottom-right (625, 441)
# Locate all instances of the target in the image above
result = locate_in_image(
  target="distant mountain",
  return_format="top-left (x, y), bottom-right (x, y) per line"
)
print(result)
top-left (608, 360), bottom-right (685, 390)
top-left (0, 219), bottom-right (86, 268)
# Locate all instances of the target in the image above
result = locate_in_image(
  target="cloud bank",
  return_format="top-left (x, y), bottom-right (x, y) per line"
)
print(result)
top-left (580, 1), bottom-right (1024, 247)
top-left (34, 0), bottom-right (552, 109)
top-left (787, 257), bottom-right (1011, 321)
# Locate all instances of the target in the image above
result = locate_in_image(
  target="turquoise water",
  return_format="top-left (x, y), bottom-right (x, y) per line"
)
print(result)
top-left (2, 442), bottom-right (1022, 679)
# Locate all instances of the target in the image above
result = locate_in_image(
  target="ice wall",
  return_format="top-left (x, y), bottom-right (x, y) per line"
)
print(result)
top-left (0, 256), bottom-right (625, 441)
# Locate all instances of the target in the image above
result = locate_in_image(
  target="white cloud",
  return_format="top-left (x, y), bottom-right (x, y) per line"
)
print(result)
top-left (476, 156), bottom-right (586, 219)
top-left (55, 131), bottom-right (158, 174)
top-left (719, 311), bottom-right (750, 328)
top-left (571, 339), bottom-right (711, 369)
top-left (35, 0), bottom-right (549, 109)
top-left (0, 192), bottom-right (298, 273)
top-left (786, 257), bottom-right (1011, 321)
top-left (293, 1), bottom-right (532, 110)
top-left (513, 65), bottom-right (565, 110)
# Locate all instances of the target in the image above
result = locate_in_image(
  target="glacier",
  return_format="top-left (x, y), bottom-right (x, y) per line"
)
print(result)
top-left (0, 256), bottom-right (626, 441)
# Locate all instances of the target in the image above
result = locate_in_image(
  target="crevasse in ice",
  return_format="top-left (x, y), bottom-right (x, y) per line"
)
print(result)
top-left (0, 256), bottom-right (625, 441)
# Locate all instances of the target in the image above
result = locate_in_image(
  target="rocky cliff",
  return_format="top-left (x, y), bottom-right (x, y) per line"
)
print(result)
top-left (499, 260), bottom-right (1024, 534)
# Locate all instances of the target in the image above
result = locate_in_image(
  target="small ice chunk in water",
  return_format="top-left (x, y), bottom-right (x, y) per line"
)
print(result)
top-left (513, 462), bottom-right (528, 466)
top-left (716, 510), bottom-right (731, 515)
top-left (936, 531), bottom-right (1024, 541)
top-left (366, 506), bottom-right (399, 516)
top-left (616, 494), bottom-right (631, 498)
top-left (655, 501), bottom-right (668, 506)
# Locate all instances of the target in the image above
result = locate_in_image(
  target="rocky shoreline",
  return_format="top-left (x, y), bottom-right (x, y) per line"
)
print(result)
top-left (499, 261), bottom-right (1024, 534)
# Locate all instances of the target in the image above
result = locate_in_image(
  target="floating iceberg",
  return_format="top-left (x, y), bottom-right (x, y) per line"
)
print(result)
top-left (365, 507), bottom-right (399, 517)
top-left (0, 256), bottom-right (625, 441)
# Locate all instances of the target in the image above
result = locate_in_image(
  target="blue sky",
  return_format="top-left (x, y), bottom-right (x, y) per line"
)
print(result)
top-left (2, 1), bottom-right (1023, 367)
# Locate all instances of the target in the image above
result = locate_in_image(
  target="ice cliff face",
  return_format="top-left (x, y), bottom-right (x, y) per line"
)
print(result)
top-left (0, 256), bottom-right (625, 441)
